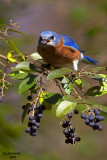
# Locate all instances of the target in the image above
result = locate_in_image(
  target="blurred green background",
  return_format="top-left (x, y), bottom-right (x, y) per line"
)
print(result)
top-left (0, 0), bottom-right (107, 160)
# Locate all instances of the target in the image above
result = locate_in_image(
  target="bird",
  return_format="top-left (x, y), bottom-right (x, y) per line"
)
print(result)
top-left (37, 31), bottom-right (99, 71)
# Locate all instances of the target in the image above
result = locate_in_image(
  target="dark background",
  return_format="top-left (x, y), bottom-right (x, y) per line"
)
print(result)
top-left (0, 0), bottom-right (107, 160)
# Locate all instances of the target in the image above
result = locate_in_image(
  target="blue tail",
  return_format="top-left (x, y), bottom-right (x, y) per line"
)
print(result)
top-left (83, 55), bottom-right (99, 64)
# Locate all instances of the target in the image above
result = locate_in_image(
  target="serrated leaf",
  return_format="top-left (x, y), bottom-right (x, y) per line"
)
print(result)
top-left (74, 78), bottom-right (82, 90)
top-left (7, 51), bottom-right (17, 63)
top-left (43, 93), bottom-right (62, 105)
top-left (47, 68), bottom-right (71, 80)
top-left (61, 77), bottom-right (73, 95)
top-left (22, 103), bottom-right (30, 122)
top-left (15, 61), bottom-right (35, 71)
top-left (30, 52), bottom-right (43, 60)
top-left (18, 74), bottom-right (38, 94)
top-left (56, 100), bottom-right (76, 117)
top-left (6, 39), bottom-right (25, 60)
top-left (85, 86), bottom-right (107, 96)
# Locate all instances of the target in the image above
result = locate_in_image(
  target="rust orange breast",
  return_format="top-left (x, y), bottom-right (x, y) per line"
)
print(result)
top-left (37, 37), bottom-right (81, 67)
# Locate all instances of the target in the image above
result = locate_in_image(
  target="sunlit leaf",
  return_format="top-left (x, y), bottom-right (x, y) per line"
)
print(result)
top-left (56, 100), bottom-right (76, 117)
top-left (81, 78), bottom-right (90, 88)
top-left (7, 51), bottom-right (17, 63)
top-left (61, 77), bottom-right (73, 95)
top-left (30, 52), bottom-right (43, 60)
top-left (39, 91), bottom-right (52, 110)
top-left (15, 61), bottom-right (35, 71)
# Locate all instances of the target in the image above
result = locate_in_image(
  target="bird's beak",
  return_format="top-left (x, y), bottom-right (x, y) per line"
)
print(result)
top-left (41, 39), bottom-right (50, 45)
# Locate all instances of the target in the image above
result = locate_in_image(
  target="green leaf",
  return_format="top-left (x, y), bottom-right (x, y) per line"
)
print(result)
top-left (82, 71), bottom-right (103, 80)
top-left (22, 103), bottom-right (30, 122)
top-left (97, 105), bottom-right (107, 113)
top-left (7, 51), bottom-right (17, 63)
top-left (15, 61), bottom-right (35, 71)
top-left (30, 52), bottom-right (43, 60)
top-left (29, 84), bottom-right (39, 94)
top-left (43, 93), bottom-right (62, 105)
top-left (6, 39), bottom-right (25, 60)
top-left (18, 74), bottom-right (38, 94)
top-left (56, 100), bottom-right (76, 117)
top-left (11, 72), bottom-right (28, 80)
top-left (92, 66), bottom-right (106, 73)
top-left (8, 29), bottom-right (28, 37)
top-left (62, 95), bottom-right (83, 103)
top-left (74, 78), bottom-right (82, 90)
top-left (81, 78), bottom-right (90, 88)
top-left (85, 86), bottom-right (107, 96)
top-left (47, 68), bottom-right (73, 80)
top-left (61, 77), bottom-right (73, 95)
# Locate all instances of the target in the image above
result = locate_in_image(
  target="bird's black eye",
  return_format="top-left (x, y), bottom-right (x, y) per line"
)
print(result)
top-left (50, 35), bottom-right (54, 39)
top-left (40, 36), bottom-right (43, 41)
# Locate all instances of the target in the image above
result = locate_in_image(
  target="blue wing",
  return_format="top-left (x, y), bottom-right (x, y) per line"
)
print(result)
top-left (58, 34), bottom-right (79, 50)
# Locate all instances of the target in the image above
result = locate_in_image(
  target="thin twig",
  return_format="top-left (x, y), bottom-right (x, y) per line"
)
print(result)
top-left (55, 79), bottom-right (64, 96)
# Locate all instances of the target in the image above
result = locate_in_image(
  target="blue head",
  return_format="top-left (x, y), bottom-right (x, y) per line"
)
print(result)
top-left (38, 31), bottom-right (60, 46)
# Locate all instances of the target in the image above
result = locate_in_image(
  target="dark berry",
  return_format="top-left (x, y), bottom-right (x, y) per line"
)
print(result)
top-left (32, 126), bottom-right (37, 131)
top-left (41, 105), bottom-right (46, 110)
top-left (95, 123), bottom-right (100, 127)
top-left (89, 122), bottom-right (95, 127)
top-left (36, 104), bottom-right (41, 109)
top-left (38, 108), bottom-right (43, 114)
top-left (28, 121), bottom-right (32, 127)
top-left (85, 119), bottom-right (90, 125)
top-left (35, 117), bottom-right (40, 122)
top-left (75, 137), bottom-right (81, 142)
top-left (63, 129), bottom-right (69, 135)
top-left (29, 115), bottom-right (34, 121)
top-left (74, 110), bottom-right (79, 114)
top-left (37, 114), bottom-right (42, 118)
top-left (30, 131), bottom-right (37, 136)
top-left (70, 133), bottom-right (75, 138)
top-left (70, 127), bottom-right (75, 133)
top-left (88, 114), bottom-right (95, 121)
top-left (31, 119), bottom-right (36, 125)
top-left (93, 126), bottom-right (98, 130)
top-left (27, 95), bottom-right (32, 101)
top-left (98, 124), bottom-right (103, 131)
top-left (65, 138), bottom-right (71, 144)
top-left (99, 116), bottom-right (104, 121)
top-left (22, 105), bottom-right (26, 109)
top-left (81, 113), bottom-right (86, 119)
top-left (68, 121), bottom-right (72, 126)
top-left (62, 121), bottom-right (68, 128)
top-left (25, 128), bottom-right (31, 133)
top-left (35, 122), bottom-right (40, 128)
top-left (67, 113), bottom-right (72, 118)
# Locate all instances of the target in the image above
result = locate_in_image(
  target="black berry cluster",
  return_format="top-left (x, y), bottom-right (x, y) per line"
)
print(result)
top-left (25, 104), bottom-right (45, 136)
top-left (81, 108), bottom-right (104, 131)
top-left (22, 95), bottom-right (45, 137)
top-left (62, 110), bottom-right (81, 145)
top-left (0, 88), bottom-right (2, 103)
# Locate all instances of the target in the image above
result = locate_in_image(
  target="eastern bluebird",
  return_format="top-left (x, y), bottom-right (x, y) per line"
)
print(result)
top-left (37, 31), bottom-right (99, 71)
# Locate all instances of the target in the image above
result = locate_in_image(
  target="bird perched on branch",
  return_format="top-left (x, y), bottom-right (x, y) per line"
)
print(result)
top-left (37, 31), bottom-right (99, 71)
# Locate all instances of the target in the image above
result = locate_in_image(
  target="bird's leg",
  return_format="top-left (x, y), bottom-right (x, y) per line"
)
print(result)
top-left (73, 60), bottom-right (79, 72)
